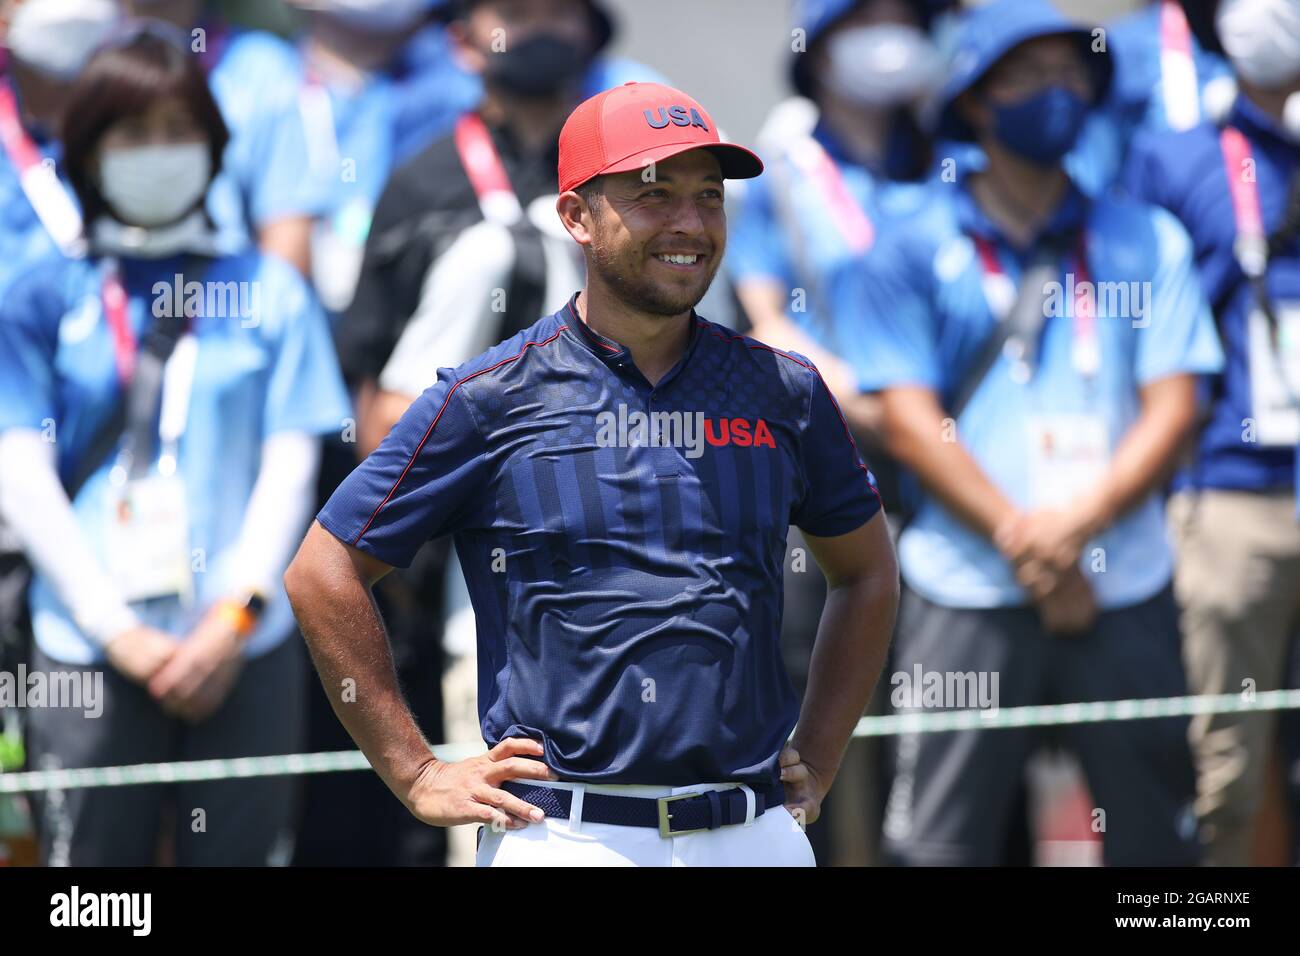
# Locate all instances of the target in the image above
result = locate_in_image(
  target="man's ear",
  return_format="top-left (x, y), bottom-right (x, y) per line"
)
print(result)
top-left (556, 191), bottom-right (594, 247)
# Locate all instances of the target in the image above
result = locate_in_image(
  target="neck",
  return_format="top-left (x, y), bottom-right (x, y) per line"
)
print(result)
top-left (479, 83), bottom-right (576, 153)
top-left (817, 93), bottom-right (888, 166)
top-left (1238, 77), bottom-right (1300, 126)
top-left (576, 283), bottom-right (693, 386)
top-left (970, 141), bottom-right (1071, 248)
top-left (305, 14), bottom-right (407, 77)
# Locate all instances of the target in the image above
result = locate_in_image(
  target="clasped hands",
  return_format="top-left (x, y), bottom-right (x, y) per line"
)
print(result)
top-left (994, 502), bottom-right (1100, 635)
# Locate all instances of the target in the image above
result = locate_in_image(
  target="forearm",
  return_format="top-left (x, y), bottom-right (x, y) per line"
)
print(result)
top-left (789, 570), bottom-right (898, 789)
top-left (258, 216), bottom-right (313, 276)
top-left (0, 428), bottom-right (138, 645)
top-left (738, 279), bottom-right (861, 397)
top-left (284, 525), bottom-right (433, 803)
top-left (882, 389), bottom-right (1018, 540)
top-left (1070, 379), bottom-right (1197, 537)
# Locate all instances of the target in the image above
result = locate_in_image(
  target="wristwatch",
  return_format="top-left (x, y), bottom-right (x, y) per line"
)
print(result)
top-left (218, 589), bottom-right (267, 638)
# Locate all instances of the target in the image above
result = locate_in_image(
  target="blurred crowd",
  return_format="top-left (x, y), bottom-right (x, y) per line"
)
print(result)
top-left (0, 0), bottom-right (1297, 867)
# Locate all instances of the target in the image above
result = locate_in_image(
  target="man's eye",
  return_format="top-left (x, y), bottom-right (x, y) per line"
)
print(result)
top-left (642, 188), bottom-right (668, 199)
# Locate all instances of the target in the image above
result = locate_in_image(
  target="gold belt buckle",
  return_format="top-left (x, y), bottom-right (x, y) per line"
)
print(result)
top-left (657, 791), bottom-right (706, 838)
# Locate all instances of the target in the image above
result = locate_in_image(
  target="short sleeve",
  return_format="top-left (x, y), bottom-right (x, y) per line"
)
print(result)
top-left (261, 262), bottom-right (352, 437)
top-left (243, 102), bottom-right (331, 226)
top-left (829, 236), bottom-right (940, 393)
top-left (0, 264), bottom-right (63, 431)
top-left (791, 364), bottom-right (882, 537)
top-left (1134, 208), bottom-right (1224, 385)
top-left (316, 373), bottom-right (490, 568)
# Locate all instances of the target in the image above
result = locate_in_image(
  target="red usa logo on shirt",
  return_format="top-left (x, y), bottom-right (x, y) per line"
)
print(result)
top-left (596, 406), bottom-right (775, 460)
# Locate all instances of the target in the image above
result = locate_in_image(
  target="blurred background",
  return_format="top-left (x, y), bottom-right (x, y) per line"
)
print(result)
top-left (0, 0), bottom-right (1297, 869)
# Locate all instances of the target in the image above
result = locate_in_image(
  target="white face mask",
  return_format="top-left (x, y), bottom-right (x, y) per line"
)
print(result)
top-left (823, 24), bottom-right (942, 107)
top-left (6, 0), bottom-right (121, 81)
top-left (99, 143), bottom-right (212, 228)
top-left (1217, 0), bottom-right (1300, 89)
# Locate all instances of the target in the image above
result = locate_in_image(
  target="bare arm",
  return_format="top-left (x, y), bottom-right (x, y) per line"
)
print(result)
top-left (736, 279), bottom-right (883, 437)
top-left (284, 521), bottom-right (429, 798)
top-left (284, 520), bottom-right (554, 828)
top-left (996, 373), bottom-right (1201, 579)
top-left (258, 215), bottom-right (314, 276)
top-left (358, 386), bottom-right (418, 458)
top-left (878, 384), bottom-right (1020, 540)
top-left (876, 384), bottom-right (1095, 633)
top-left (784, 511), bottom-right (899, 823)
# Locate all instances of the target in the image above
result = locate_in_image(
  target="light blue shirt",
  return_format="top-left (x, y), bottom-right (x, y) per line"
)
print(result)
top-left (0, 249), bottom-right (350, 664)
top-left (205, 29), bottom-right (330, 255)
top-left (727, 121), bottom-right (931, 375)
top-left (835, 176), bottom-right (1224, 609)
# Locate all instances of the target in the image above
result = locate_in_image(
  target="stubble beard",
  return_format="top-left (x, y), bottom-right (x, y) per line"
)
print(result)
top-left (588, 232), bottom-right (721, 317)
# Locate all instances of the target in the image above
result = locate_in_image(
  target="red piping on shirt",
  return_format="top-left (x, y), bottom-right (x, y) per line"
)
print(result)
top-left (353, 326), bottom-right (569, 544)
top-left (698, 319), bottom-right (885, 514)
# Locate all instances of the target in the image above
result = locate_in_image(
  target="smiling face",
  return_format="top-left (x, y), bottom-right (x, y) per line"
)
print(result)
top-left (562, 148), bottom-right (727, 317)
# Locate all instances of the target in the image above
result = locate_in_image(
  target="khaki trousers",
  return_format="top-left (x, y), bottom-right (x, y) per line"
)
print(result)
top-left (1169, 489), bottom-right (1300, 865)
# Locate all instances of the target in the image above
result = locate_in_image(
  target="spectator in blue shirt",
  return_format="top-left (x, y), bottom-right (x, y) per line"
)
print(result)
top-left (1063, 0), bottom-right (1233, 197)
top-left (0, 25), bottom-right (349, 865)
top-left (729, 0), bottom-right (947, 433)
top-left (839, 0), bottom-right (1221, 865)
top-left (122, 0), bottom-right (327, 274)
top-left (0, 0), bottom-right (120, 283)
top-left (1123, 0), bottom-right (1300, 867)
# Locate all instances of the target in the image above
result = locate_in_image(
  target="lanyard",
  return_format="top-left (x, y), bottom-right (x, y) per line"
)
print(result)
top-left (1219, 124), bottom-right (1300, 407)
top-left (1159, 0), bottom-right (1201, 132)
top-left (785, 134), bottom-right (875, 255)
top-left (0, 83), bottom-right (84, 256)
top-left (102, 259), bottom-right (199, 479)
top-left (103, 265), bottom-right (137, 385)
top-left (454, 112), bottom-right (523, 226)
top-left (971, 232), bottom-right (1098, 378)
top-left (1220, 126), bottom-right (1269, 279)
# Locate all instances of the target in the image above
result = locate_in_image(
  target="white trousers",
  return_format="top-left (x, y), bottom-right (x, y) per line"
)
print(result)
top-left (475, 780), bottom-right (817, 867)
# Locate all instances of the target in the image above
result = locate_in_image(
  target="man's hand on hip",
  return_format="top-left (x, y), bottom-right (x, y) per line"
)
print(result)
top-left (405, 737), bottom-right (559, 830)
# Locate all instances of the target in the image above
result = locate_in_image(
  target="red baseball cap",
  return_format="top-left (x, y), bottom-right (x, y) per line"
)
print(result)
top-left (557, 81), bottom-right (764, 194)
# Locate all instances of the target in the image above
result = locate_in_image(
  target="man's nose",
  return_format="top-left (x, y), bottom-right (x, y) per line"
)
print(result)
top-left (666, 196), bottom-right (707, 236)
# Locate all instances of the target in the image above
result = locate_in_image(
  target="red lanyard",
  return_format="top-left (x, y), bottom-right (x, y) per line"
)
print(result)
top-left (0, 81), bottom-right (83, 253)
top-left (972, 232), bottom-right (1097, 376)
top-left (102, 267), bottom-right (137, 385)
top-left (789, 136), bottom-right (875, 255)
top-left (1220, 126), bottom-right (1269, 278)
top-left (454, 112), bottom-right (523, 225)
top-left (0, 82), bottom-right (42, 172)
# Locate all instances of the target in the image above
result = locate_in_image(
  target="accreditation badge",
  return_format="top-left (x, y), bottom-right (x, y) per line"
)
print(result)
top-left (1026, 415), bottom-right (1110, 509)
top-left (1247, 303), bottom-right (1300, 447)
top-left (104, 475), bottom-right (193, 604)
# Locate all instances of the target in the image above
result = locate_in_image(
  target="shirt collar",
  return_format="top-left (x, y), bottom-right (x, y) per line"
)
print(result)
top-left (563, 292), bottom-right (704, 383)
top-left (812, 119), bottom-right (867, 171)
top-left (955, 168), bottom-right (1090, 251)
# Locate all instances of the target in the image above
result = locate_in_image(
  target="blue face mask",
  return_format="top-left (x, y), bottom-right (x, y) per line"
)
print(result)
top-left (986, 85), bottom-right (1090, 166)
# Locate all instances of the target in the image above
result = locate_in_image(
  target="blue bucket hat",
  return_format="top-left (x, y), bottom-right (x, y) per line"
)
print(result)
top-left (935, 0), bottom-right (1113, 142)
top-left (788, 0), bottom-right (951, 98)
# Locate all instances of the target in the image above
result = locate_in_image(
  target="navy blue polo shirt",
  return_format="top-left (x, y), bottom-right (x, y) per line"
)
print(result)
top-left (318, 295), bottom-right (880, 786)
top-left (1124, 95), bottom-right (1300, 492)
